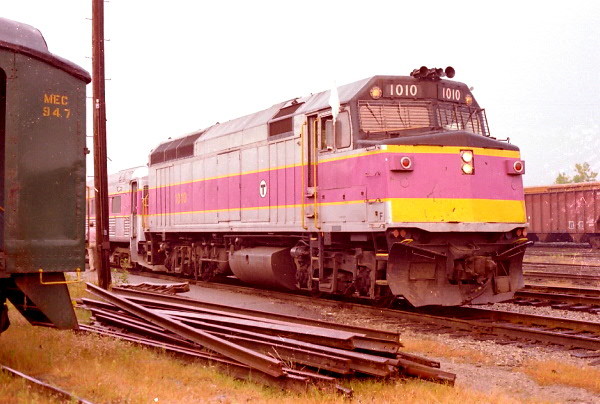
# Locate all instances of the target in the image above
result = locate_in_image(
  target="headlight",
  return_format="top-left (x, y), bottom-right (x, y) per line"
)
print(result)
top-left (460, 150), bottom-right (474, 175)
top-left (461, 150), bottom-right (473, 163)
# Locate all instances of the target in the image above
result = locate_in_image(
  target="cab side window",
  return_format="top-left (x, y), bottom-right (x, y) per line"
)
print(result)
top-left (319, 111), bottom-right (351, 151)
top-left (335, 111), bottom-right (351, 149)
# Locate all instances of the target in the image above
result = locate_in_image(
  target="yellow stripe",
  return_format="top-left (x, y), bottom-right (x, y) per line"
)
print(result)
top-left (390, 198), bottom-right (526, 223)
top-left (382, 144), bottom-right (521, 158)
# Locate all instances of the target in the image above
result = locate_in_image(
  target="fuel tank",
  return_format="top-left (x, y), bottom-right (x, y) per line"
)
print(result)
top-left (229, 247), bottom-right (297, 290)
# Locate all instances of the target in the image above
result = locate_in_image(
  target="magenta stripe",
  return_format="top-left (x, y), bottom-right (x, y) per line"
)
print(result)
top-left (147, 152), bottom-right (524, 215)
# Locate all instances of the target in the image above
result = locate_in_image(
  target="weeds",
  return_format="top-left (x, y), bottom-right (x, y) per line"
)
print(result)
top-left (0, 307), bottom-right (533, 403)
top-left (520, 359), bottom-right (600, 393)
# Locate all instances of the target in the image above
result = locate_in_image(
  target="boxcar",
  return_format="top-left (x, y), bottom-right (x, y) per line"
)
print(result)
top-left (525, 182), bottom-right (600, 247)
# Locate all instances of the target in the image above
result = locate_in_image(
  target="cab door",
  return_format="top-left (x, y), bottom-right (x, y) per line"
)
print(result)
top-left (304, 115), bottom-right (320, 229)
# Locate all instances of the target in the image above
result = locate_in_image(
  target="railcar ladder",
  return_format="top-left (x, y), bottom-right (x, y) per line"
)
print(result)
top-left (309, 233), bottom-right (338, 293)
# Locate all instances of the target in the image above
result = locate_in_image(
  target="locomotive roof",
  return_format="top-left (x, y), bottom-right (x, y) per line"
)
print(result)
top-left (197, 76), bottom-right (372, 142)
top-left (150, 75), bottom-right (476, 165)
top-left (0, 17), bottom-right (91, 83)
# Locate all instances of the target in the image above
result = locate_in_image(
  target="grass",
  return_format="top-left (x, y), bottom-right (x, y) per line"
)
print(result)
top-left (0, 275), bottom-right (591, 402)
top-left (0, 305), bottom-right (533, 404)
top-left (520, 359), bottom-right (600, 393)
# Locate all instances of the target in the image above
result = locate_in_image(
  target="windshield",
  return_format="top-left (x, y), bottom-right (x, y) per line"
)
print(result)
top-left (359, 100), bottom-right (489, 138)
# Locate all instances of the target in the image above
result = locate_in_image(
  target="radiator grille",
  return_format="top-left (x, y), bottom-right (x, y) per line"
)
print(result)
top-left (108, 218), bottom-right (116, 237)
top-left (123, 217), bottom-right (131, 237)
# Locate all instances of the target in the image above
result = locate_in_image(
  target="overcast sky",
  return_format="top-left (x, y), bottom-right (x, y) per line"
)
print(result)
top-left (3, 1), bottom-right (599, 186)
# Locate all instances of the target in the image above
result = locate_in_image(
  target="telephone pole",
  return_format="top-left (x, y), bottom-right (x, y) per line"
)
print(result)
top-left (92, 0), bottom-right (111, 289)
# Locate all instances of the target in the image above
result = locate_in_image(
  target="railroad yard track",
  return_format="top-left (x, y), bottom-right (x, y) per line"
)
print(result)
top-left (524, 247), bottom-right (600, 267)
top-left (114, 270), bottom-right (600, 353)
top-left (513, 285), bottom-right (600, 313)
top-left (0, 365), bottom-right (93, 404)
top-left (523, 246), bottom-right (600, 287)
top-left (523, 269), bottom-right (600, 285)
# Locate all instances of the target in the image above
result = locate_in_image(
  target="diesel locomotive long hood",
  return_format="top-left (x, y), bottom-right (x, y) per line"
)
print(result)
top-left (357, 130), bottom-right (520, 151)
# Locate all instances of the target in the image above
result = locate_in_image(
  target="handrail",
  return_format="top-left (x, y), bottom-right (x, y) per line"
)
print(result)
top-left (39, 268), bottom-right (82, 285)
top-left (312, 119), bottom-right (320, 229)
top-left (141, 193), bottom-right (149, 230)
top-left (300, 122), bottom-right (307, 229)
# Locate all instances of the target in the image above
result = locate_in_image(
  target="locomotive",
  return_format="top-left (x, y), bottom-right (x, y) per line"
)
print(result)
top-left (92, 67), bottom-right (530, 306)
top-left (0, 18), bottom-right (90, 332)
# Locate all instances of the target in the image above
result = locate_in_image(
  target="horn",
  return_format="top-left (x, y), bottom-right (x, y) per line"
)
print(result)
top-left (445, 66), bottom-right (455, 79)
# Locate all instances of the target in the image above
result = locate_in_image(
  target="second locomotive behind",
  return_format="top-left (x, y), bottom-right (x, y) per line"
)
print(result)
top-left (92, 67), bottom-right (530, 306)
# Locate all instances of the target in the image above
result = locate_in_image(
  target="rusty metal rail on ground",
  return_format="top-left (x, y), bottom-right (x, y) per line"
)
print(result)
top-left (86, 283), bottom-right (284, 378)
top-left (80, 283), bottom-right (455, 393)
top-left (0, 364), bottom-right (93, 404)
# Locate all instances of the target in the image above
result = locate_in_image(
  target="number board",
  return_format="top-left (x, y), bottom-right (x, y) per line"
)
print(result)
top-left (380, 80), bottom-right (468, 104)
top-left (438, 84), bottom-right (464, 103)
top-left (384, 82), bottom-right (422, 98)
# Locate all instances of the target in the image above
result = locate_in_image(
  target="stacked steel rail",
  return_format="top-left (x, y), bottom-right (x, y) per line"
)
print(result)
top-left (79, 283), bottom-right (455, 393)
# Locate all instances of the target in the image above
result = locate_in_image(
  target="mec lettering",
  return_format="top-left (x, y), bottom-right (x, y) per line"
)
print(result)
top-left (43, 93), bottom-right (69, 105)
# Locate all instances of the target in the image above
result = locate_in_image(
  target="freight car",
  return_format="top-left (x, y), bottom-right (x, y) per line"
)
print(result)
top-left (525, 182), bottom-right (600, 248)
top-left (0, 18), bottom-right (90, 332)
top-left (92, 67), bottom-right (530, 307)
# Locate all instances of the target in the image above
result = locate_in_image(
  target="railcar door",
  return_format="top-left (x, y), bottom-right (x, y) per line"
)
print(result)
top-left (155, 166), bottom-right (172, 229)
top-left (130, 180), bottom-right (138, 239)
top-left (0, 68), bottom-right (5, 252)
top-left (217, 150), bottom-right (241, 222)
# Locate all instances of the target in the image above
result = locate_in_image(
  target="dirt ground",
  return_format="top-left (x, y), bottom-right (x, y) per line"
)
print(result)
top-left (91, 271), bottom-right (600, 403)
top-left (318, 303), bottom-right (600, 403)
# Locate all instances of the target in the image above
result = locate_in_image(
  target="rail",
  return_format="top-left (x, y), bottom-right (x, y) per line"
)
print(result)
top-left (1, 364), bottom-right (93, 404)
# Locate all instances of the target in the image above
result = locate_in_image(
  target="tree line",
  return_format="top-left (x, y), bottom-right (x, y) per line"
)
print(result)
top-left (555, 162), bottom-right (598, 184)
